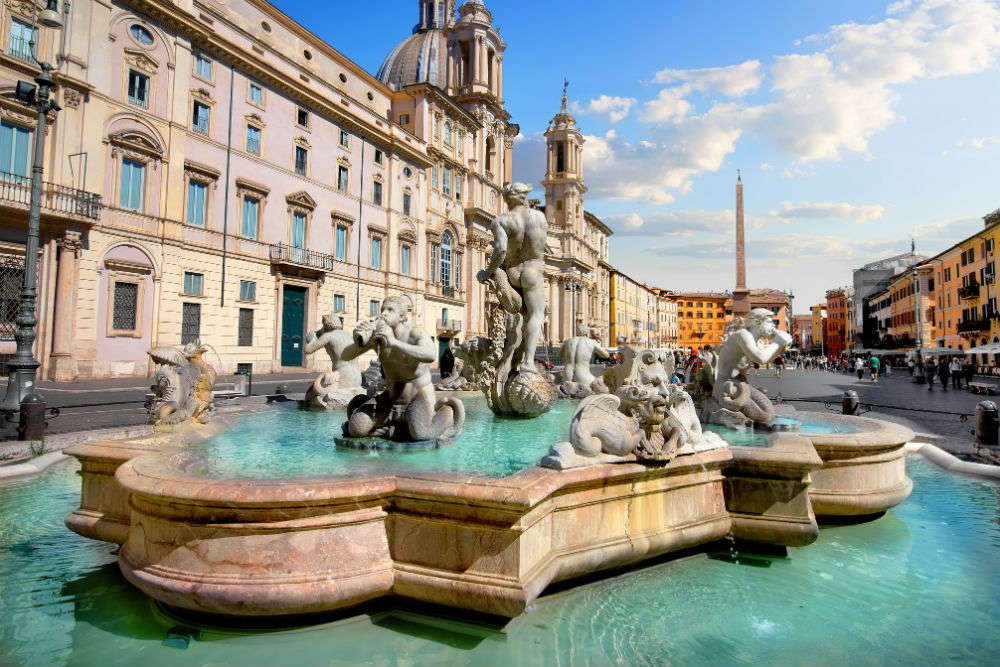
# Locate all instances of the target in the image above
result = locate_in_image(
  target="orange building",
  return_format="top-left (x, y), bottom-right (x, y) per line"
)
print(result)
top-left (885, 266), bottom-right (936, 349)
top-left (792, 314), bottom-right (813, 349)
top-left (825, 289), bottom-right (848, 357)
top-left (673, 292), bottom-right (729, 351)
top-left (749, 288), bottom-right (792, 333)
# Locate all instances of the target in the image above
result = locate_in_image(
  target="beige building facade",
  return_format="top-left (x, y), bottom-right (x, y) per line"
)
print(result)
top-left (0, 0), bottom-right (530, 379)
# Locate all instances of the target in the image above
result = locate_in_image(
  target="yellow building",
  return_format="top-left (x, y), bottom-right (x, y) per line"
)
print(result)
top-left (674, 292), bottom-right (729, 351)
top-left (810, 304), bottom-right (827, 353)
top-left (610, 270), bottom-right (656, 347)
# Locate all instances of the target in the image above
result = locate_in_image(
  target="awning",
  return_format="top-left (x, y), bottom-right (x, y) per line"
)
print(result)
top-left (965, 343), bottom-right (1000, 354)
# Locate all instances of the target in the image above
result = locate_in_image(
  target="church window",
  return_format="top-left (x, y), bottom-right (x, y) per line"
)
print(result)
top-left (441, 231), bottom-right (453, 287)
top-left (556, 142), bottom-right (565, 172)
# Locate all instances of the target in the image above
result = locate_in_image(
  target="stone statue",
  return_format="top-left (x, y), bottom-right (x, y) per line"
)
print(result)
top-left (558, 325), bottom-right (610, 398)
top-left (541, 347), bottom-right (727, 469)
top-left (147, 342), bottom-right (217, 426)
top-left (302, 314), bottom-right (364, 409)
top-left (474, 182), bottom-right (556, 417)
top-left (436, 336), bottom-right (492, 391)
top-left (704, 308), bottom-right (793, 427)
top-left (361, 359), bottom-right (386, 396)
top-left (341, 295), bottom-right (464, 443)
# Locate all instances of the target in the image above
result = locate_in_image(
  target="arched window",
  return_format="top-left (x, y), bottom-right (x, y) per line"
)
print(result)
top-left (441, 231), bottom-right (453, 288)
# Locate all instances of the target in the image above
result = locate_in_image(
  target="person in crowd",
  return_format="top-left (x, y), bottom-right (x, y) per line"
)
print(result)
top-left (925, 358), bottom-right (936, 391)
top-left (949, 356), bottom-right (963, 390)
top-left (907, 358), bottom-right (915, 376)
top-left (937, 356), bottom-right (950, 391)
top-left (855, 356), bottom-right (865, 381)
top-left (775, 354), bottom-right (785, 378)
top-left (870, 354), bottom-right (880, 382)
top-left (964, 357), bottom-right (975, 389)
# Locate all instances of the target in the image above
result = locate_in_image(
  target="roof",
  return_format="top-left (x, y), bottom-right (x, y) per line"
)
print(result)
top-left (377, 29), bottom-right (448, 89)
top-left (857, 252), bottom-right (927, 272)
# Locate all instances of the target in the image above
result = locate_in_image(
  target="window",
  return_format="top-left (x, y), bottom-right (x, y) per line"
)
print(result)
top-left (455, 174), bottom-right (462, 201)
top-left (440, 231), bottom-right (453, 287)
top-left (455, 253), bottom-right (461, 288)
top-left (401, 244), bottom-right (410, 275)
top-left (444, 121), bottom-right (452, 145)
top-left (431, 243), bottom-right (439, 283)
top-left (194, 52), bottom-right (212, 79)
top-left (119, 159), bottom-right (145, 211)
top-left (399, 113), bottom-right (410, 125)
top-left (246, 125), bottom-right (261, 155)
top-left (434, 115), bottom-right (441, 140)
top-left (129, 24), bottom-right (153, 45)
top-left (432, 165), bottom-right (439, 190)
top-left (291, 212), bottom-right (306, 248)
top-left (192, 101), bottom-right (210, 134)
top-left (335, 225), bottom-right (347, 261)
top-left (241, 197), bottom-right (259, 238)
top-left (294, 146), bottom-right (308, 176)
top-left (127, 70), bottom-right (150, 108)
top-left (186, 181), bottom-right (207, 227)
top-left (181, 303), bottom-right (201, 344)
top-left (248, 82), bottom-right (263, 105)
top-left (0, 121), bottom-right (31, 179)
top-left (443, 166), bottom-right (452, 196)
top-left (339, 130), bottom-right (349, 148)
top-left (370, 300), bottom-right (380, 317)
top-left (403, 192), bottom-right (411, 216)
top-left (337, 165), bottom-right (349, 191)
top-left (239, 280), bottom-right (256, 301)
top-left (333, 294), bottom-right (345, 312)
top-left (442, 307), bottom-right (449, 322)
top-left (374, 149), bottom-right (383, 164)
top-left (112, 281), bottom-right (138, 332)
top-left (183, 271), bottom-right (204, 296)
top-left (296, 107), bottom-right (309, 128)
top-left (371, 236), bottom-right (382, 268)
top-left (238, 308), bottom-right (253, 346)
top-left (8, 18), bottom-right (35, 61)
top-left (373, 180), bottom-right (382, 205)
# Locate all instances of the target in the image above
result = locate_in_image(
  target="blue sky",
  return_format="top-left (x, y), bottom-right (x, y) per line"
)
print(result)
top-left (274, 0), bottom-right (1000, 310)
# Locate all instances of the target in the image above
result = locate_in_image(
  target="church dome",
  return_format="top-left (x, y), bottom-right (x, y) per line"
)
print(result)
top-left (376, 29), bottom-right (448, 89)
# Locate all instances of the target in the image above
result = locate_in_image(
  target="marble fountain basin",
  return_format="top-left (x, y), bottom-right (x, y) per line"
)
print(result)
top-left (63, 401), bottom-right (913, 618)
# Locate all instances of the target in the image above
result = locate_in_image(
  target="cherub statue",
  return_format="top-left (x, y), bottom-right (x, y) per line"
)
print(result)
top-left (303, 314), bottom-right (364, 409)
top-left (706, 308), bottom-right (793, 427)
top-left (147, 342), bottom-right (217, 426)
top-left (342, 295), bottom-right (464, 442)
top-left (558, 325), bottom-right (610, 398)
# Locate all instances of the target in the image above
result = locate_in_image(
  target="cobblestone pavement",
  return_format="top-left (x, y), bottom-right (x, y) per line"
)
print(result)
top-left (748, 367), bottom-right (992, 456)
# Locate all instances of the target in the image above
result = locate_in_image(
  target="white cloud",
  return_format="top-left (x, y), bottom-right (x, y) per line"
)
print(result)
top-left (759, 161), bottom-right (774, 170)
top-left (605, 209), bottom-right (733, 236)
top-left (640, 87), bottom-right (693, 123)
top-left (571, 95), bottom-right (636, 124)
top-left (955, 136), bottom-right (1000, 149)
top-left (770, 201), bottom-right (886, 223)
top-left (651, 60), bottom-right (764, 97)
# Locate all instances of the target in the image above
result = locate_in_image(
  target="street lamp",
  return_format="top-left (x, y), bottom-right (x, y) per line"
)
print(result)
top-left (1, 11), bottom-right (63, 435)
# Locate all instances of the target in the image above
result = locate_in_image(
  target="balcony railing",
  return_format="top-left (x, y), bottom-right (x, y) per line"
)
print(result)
top-left (7, 35), bottom-right (34, 63)
top-left (441, 285), bottom-right (455, 298)
top-left (436, 319), bottom-right (462, 333)
top-left (0, 172), bottom-right (102, 219)
top-left (958, 283), bottom-right (980, 300)
top-left (269, 243), bottom-right (336, 271)
top-left (957, 318), bottom-right (990, 333)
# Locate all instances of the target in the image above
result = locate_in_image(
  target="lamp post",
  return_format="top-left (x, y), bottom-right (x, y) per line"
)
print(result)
top-left (1, 2), bottom-right (63, 430)
top-left (564, 269), bottom-right (587, 342)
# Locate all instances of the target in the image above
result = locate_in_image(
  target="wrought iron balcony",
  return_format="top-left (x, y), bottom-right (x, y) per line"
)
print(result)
top-left (441, 285), bottom-right (455, 298)
top-left (958, 282), bottom-right (981, 300)
top-left (0, 172), bottom-right (102, 220)
top-left (957, 317), bottom-right (990, 333)
top-left (436, 319), bottom-right (462, 334)
top-left (269, 243), bottom-right (336, 271)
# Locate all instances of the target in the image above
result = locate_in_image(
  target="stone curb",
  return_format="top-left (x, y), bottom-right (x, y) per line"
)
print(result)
top-left (905, 441), bottom-right (1000, 481)
top-left (0, 424), bottom-right (155, 466)
top-left (0, 451), bottom-right (70, 479)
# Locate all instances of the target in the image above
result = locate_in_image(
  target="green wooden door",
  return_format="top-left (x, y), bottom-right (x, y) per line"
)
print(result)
top-left (281, 285), bottom-right (306, 367)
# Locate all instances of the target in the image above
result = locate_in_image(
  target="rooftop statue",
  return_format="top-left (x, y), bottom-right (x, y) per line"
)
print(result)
top-left (341, 295), bottom-right (464, 443)
top-left (303, 314), bottom-right (364, 409)
top-left (475, 183), bottom-right (556, 417)
top-left (146, 342), bottom-right (217, 427)
top-left (703, 308), bottom-right (793, 427)
top-left (557, 325), bottom-right (610, 398)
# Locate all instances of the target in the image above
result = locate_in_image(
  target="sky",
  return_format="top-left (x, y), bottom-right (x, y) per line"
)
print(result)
top-left (273, 0), bottom-right (1000, 312)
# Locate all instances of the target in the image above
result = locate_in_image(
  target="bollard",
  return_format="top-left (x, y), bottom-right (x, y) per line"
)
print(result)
top-left (976, 401), bottom-right (998, 446)
top-left (842, 390), bottom-right (860, 416)
top-left (18, 393), bottom-right (46, 441)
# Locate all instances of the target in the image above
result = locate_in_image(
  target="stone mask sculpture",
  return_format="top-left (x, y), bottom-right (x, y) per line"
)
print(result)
top-left (147, 342), bottom-right (217, 426)
top-left (340, 295), bottom-right (464, 443)
top-left (302, 314), bottom-right (364, 409)
top-left (475, 183), bottom-right (556, 417)
top-left (703, 308), bottom-right (793, 428)
top-left (541, 347), bottom-right (725, 469)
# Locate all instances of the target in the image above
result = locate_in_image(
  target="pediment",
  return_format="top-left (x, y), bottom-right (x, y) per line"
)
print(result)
top-left (285, 190), bottom-right (316, 209)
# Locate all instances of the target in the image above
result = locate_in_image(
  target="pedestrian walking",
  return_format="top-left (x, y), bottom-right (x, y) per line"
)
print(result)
top-left (925, 358), bottom-right (935, 391)
top-left (855, 357), bottom-right (865, 381)
top-left (963, 358), bottom-right (975, 390)
top-left (870, 355), bottom-right (880, 382)
top-left (907, 358), bottom-right (915, 376)
top-left (938, 357), bottom-right (950, 391)
top-left (775, 355), bottom-right (784, 378)
top-left (949, 357), bottom-right (963, 389)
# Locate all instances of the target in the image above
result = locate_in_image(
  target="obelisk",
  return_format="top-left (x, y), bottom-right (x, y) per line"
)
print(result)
top-left (731, 170), bottom-right (750, 316)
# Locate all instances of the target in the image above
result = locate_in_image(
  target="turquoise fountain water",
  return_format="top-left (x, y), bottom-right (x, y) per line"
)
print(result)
top-left (1, 455), bottom-right (998, 666)
top-left (176, 396), bottom-right (852, 480)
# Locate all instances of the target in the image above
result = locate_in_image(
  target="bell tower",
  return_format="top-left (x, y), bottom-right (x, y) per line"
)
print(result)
top-left (416, 0), bottom-right (455, 31)
top-left (542, 80), bottom-right (586, 232)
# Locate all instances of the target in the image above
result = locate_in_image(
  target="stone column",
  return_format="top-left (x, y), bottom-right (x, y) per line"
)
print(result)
top-left (497, 58), bottom-right (503, 101)
top-left (50, 232), bottom-right (81, 381)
